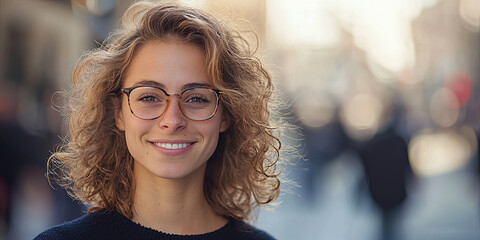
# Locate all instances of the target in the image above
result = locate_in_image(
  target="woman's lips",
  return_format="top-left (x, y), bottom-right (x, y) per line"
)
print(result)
top-left (149, 141), bottom-right (195, 156)
top-left (153, 142), bottom-right (192, 149)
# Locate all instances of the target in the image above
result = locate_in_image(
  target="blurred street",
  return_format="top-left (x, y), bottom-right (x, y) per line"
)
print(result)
top-left (258, 152), bottom-right (480, 240)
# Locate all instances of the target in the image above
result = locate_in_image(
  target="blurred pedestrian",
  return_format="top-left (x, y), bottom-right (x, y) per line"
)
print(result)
top-left (358, 126), bottom-right (411, 240)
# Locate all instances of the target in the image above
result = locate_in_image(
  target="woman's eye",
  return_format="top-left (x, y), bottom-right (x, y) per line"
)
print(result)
top-left (186, 96), bottom-right (209, 103)
top-left (138, 95), bottom-right (159, 102)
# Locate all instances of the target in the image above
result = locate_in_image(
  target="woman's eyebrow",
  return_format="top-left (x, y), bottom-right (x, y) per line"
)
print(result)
top-left (182, 82), bottom-right (213, 90)
top-left (132, 80), bottom-right (213, 90)
top-left (133, 80), bottom-right (165, 88)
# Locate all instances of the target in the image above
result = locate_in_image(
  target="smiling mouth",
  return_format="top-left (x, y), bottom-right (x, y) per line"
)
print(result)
top-left (152, 142), bottom-right (192, 150)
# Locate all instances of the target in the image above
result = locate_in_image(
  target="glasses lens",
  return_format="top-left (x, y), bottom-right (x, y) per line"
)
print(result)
top-left (129, 87), bottom-right (167, 119)
top-left (180, 88), bottom-right (218, 120)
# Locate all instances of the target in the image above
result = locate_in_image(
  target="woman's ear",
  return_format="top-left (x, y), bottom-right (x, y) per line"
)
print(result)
top-left (113, 96), bottom-right (125, 131)
top-left (219, 110), bottom-right (231, 133)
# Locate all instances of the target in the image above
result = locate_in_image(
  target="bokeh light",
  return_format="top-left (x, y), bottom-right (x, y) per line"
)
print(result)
top-left (444, 71), bottom-right (472, 108)
top-left (429, 87), bottom-right (461, 128)
top-left (408, 126), bottom-right (477, 177)
top-left (295, 92), bottom-right (336, 128)
top-left (340, 92), bottom-right (385, 140)
top-left (459, 0), bottom-right (480, 31)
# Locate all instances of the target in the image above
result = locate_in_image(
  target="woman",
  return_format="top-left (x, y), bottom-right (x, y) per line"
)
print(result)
top-left (35, 1), bottom-right (282, 240)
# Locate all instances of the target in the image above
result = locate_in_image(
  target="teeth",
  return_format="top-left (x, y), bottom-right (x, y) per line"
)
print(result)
top-left (154, 142), bottom-right (191, 149)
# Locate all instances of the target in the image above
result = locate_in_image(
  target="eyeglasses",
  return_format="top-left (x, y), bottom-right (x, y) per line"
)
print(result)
top-left (121, 86), bottom-right (222, 121)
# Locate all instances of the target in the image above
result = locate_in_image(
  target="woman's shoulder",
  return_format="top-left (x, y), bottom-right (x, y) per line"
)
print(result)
top-left (227, 219), bottom-right (276, 240)
top-left (34, 210), bottom-right (116, 240)
top-left (34, 211), bottom-right (276, 240)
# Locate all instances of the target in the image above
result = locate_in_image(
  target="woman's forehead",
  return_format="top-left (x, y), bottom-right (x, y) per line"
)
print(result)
top-left (123, 40), bottom-right (212, 90)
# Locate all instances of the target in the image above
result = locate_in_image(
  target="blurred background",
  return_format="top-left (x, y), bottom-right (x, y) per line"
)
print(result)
top-left (0, 0), bottom-right (479, 239)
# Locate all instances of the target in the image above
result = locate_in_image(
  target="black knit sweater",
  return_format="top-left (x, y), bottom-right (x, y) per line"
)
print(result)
top-left (34, 210), bottom-right (275, 240)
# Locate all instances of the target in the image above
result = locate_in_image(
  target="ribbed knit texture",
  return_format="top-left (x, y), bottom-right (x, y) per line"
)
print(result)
top-left (34, 210), bottom-right (275, 240)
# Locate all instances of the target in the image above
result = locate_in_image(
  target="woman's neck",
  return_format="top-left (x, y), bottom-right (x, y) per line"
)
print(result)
top-left (131, 163), bottom-right (227, 235)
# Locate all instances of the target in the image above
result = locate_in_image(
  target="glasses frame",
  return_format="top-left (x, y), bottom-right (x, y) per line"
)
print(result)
top-left (121, 86), bottom-right (222, 121)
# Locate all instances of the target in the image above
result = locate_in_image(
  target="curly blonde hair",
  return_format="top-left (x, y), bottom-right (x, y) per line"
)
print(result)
top-left (49, 1), bottom-right (282, 221)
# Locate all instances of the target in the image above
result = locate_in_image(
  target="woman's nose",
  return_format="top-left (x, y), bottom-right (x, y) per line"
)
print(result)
top-left (157, 97), bottom-right (187, 132)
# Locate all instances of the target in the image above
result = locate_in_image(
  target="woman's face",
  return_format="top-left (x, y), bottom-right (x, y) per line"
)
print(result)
top-left (115, 40), bottom-right (229, 181)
